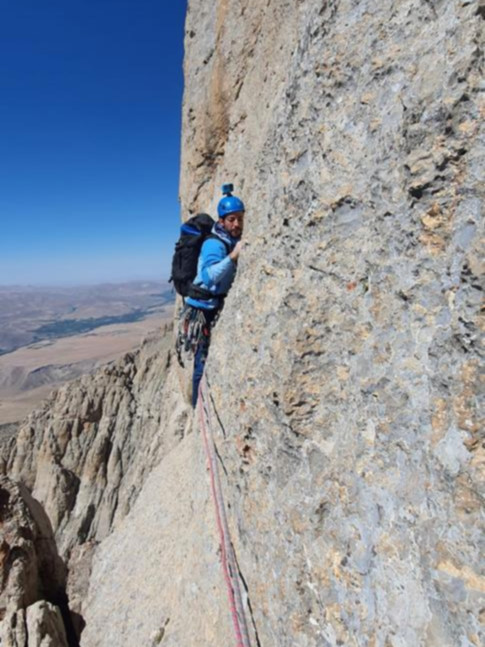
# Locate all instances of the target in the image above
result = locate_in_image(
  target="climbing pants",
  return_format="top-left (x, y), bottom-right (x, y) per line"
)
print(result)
top-left (191, 307), bottom-right (219, 408)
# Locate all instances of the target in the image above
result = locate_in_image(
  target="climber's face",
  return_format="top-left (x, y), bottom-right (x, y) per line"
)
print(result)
top-left (221, 211), bottom-right (244, 238)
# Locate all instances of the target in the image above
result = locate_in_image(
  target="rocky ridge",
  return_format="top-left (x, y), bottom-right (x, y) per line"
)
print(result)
top-left (1, 1), bottom-right (484, 646)
top-left (0, 327), bottom-right (196, 645)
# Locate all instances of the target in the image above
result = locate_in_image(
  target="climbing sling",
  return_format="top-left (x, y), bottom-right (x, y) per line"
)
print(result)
top-left (175, 305), bottom-right (213, 367)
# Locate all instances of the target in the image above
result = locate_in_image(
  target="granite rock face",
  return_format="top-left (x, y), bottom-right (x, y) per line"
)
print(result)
top-left (181, 1), bottom-right (484, 645)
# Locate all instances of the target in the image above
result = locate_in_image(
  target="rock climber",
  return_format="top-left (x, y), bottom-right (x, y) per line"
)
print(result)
top-left (185, 185), bottom-right (244, 407)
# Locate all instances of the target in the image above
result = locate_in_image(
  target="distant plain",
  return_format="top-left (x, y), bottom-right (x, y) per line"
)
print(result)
top-left (0, 281), bottom-right (174, 425)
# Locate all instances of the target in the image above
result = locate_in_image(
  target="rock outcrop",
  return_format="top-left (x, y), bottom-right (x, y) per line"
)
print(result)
top-left (3, 330), bottom-right (186, 557)
top-left (0, 477), bottom-right (69, 646)
top-left (1, 329), bottom-right (195, 644)
top-left (2, 601), bottom-right (69, 647)
top-left (1, 1), bottom-right (484, 646)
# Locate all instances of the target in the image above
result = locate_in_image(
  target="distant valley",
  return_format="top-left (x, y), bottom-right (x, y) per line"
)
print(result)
top-left (0, 281), bottom-right (174, 426)
top-left (0, 281), bottom-right (174, 354)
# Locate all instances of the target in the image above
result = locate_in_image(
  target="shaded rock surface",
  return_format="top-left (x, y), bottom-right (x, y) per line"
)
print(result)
top-left (0, 477), bottom-right (70, 646)
top-left (0, 477), bottom-right (65, 617)
top-left (1, 601), bottom-right (69, 647)
top-left (0, 423), bottom-right (18, 448)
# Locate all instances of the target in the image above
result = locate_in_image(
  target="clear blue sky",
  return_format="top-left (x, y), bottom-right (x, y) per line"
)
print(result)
top-left (0, 0), bottom-right (187, 285)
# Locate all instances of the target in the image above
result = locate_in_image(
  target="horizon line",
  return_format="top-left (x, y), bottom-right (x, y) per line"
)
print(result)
top-left (0, 277), bottom-right (172, 289)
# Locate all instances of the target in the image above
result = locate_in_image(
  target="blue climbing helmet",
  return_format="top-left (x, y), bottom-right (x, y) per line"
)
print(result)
top-left (217, 183), bottom-right (245, 218)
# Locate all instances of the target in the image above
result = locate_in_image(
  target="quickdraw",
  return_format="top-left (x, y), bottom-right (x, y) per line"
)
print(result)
top-left (175, 305), bottom-right (210, 367)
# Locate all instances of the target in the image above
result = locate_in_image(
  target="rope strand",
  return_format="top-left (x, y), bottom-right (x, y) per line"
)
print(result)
top-left (198, 375), bottom-right (252, 647)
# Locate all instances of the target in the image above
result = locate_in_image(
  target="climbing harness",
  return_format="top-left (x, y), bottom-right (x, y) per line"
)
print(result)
top-left (198, 375), bottom-right (252, 647)
top-left (175, 305), bottom-right (210, 367)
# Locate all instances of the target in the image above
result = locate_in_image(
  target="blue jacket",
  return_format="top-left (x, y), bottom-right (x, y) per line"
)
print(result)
top-left (186, 225), bottom-right (238, 310)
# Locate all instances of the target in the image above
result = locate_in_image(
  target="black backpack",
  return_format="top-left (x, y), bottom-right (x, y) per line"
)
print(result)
top-left (170, 213), bottom-right (229, 299)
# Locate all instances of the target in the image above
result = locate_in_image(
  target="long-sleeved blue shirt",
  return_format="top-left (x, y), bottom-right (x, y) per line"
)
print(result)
top-left (185, 230), bottom-right (238, 310)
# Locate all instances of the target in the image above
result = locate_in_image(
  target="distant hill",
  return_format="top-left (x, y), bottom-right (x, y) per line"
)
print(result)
top-left (0, 280), bottom-right (174, 354)
top-left (0, 281), bottom-right (174, 424)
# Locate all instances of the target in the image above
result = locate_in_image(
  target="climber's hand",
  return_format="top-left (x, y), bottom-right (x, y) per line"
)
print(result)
top-left (230, 241), bottom-right (242, 262)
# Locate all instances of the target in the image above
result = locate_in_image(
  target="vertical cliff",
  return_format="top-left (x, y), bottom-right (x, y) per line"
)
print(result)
top-left (181, 0), bottom-right (483, 645)
top-left (1, 1), bottom-right (483, 646)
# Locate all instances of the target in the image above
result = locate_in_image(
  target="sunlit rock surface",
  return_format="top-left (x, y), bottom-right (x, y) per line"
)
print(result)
top-left (181, 1), bottom-right (484, 645)
top-left (1, 1), bottom-right (483, 645)
top-left (3, 331), bottom-right (186, 558)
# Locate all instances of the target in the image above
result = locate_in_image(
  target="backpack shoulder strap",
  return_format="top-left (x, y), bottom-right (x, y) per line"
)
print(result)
top-left (206, 233), bottom-right (231, 254)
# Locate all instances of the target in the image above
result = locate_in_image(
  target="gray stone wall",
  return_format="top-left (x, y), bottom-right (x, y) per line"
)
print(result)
top-left (182, 1), bottom-right (484, 645)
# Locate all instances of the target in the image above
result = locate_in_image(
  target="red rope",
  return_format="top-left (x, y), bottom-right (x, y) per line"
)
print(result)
top-left (198, 376), bottom-right (252, 647)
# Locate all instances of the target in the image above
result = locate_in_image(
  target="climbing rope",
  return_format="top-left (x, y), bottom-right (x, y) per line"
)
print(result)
top-left (198, 375), bottom-right (252, 647)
